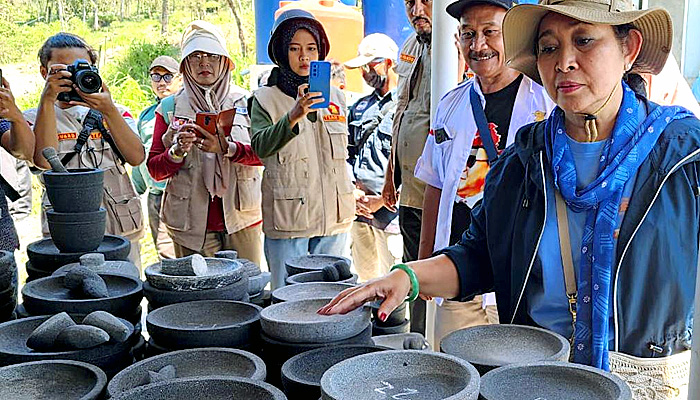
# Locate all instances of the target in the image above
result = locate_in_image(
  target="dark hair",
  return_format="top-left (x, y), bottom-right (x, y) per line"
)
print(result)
top-left (613, 23), bottom-right (647, 98)
top-left (38, 32), bottom-right (98, 68)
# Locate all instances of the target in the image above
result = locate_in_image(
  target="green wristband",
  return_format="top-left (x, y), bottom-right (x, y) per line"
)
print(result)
top-left (390, 264), bottom-right (420, 303)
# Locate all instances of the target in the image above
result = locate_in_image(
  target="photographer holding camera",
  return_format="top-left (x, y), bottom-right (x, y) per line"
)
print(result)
top-left (25, 33), bottom-right (145, 266)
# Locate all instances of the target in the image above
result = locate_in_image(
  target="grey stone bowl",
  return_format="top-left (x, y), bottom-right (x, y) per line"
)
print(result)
top-left (321, 350), bottom-right (480, 400)
top-left (27, 235), bottom-right (130, 273)
top-left (110, 376), bottom-right (287, 400)
top-left (285, 255), bottom-right (352, 276)
top-left (21, 273), bottom-right (143, 318)
top-left (0, 315), bottom-right (134, 370)
top-left (143, 278), bottom-right (247, 310)
top-left (107, 347), bottom-right (266, 397)
top-left (479, 361), bottom-right (632, 400)
top-left (53, 254), bottom-right (140, 279)
top-left (371, 319), bottom-right (410, 336)
top-left (44, 168), bottom-right (104, 213)
top-left (286, 271), bottom-right (358, 285)
top-left (0, 359), bottom-right (107, 400)
top-left (261, 298), bottom-right (370, 344)
top-left (281, 345), bottom-right (387, 399)
top-left (146, 300), bottom-right (262, 349)
top-left (46, 208), bottom-right (106, 253)
top-left (371, 301), bottom-right (407, 327)
top-left (271, 282), bottom-right (354, 304)
top-left (440, 324), bottom-right (570, 375)
top-left (145, 258), bottom-right (244, 292)
top-left (249, 271), bottom-right (271, 295)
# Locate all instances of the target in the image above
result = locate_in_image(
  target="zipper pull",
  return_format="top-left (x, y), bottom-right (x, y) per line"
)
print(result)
top-left (648, 343), bottom-right (663, 354)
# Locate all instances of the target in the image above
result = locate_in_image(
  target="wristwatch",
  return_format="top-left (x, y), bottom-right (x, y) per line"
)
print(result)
top-left (169, 146), bottom-right (187, 161)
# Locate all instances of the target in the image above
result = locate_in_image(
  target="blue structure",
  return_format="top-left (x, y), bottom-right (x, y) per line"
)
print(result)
top-left (363, 0), bottom-right (412, 52)
top-left (254, 0), bottom-right (281, 64)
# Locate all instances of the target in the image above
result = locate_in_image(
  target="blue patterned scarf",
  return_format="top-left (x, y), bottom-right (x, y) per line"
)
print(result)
top-left (545, 81), bottom-right (693, 370)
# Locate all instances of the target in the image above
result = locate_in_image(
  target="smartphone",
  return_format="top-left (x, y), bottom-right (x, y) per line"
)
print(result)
top-left (308, 61), bottom-right (331, 109)
top-left (195, 112), bottom-right (218, 137)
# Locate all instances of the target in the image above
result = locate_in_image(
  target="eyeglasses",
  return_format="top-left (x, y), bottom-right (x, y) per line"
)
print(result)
top-left (361, 58), bottom-right (386, 73)
top-left (188, 53), bottom-right (222, 63)
top-left (150, 73), bottom-right (175, 83)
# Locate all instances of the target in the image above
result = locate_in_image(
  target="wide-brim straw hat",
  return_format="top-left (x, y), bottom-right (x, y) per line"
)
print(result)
top-left (503, 0), bottom-right (673, 85)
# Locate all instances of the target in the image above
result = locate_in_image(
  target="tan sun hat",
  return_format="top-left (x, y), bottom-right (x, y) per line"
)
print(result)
top-left (344, 33), bottom-right (399, 69)
top-left (503, 0), bottom-right (673, 86)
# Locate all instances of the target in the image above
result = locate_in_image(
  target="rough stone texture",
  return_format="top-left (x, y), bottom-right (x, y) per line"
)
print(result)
top-left (46, 208), bottom-right (106, 253)
top-left (147, 365), bottom-right (176, 383)
top-left (107, 347), bottom-right (267, 397)
top-left (371, 319), bottom-right (410, 336)
top-left (371, 333), bottom-right (429, 351)
top-left (21, 273), bottom-right (143, 318)
top-left (146, 300), bottom-right (262, 349)
top-left (143, 278), bottom-right (247, 309)
top-left (237, 258), bottom-right (262, 278)
top-left (109, 376), bottom-right (287, 400)
top-left (43, 168), bottom-right (104, 213)
top-left (0, 315), bottom-right (134, 372)
top-left (26, 312), bottom-right (76, 351)
top-left (55, 325), bottom-right (110, 349)
top-left (213, 250), bottom-right (238, 260)
top-left (53, 255), bottom-right (140, 279)
top-left (0, 359), bottom-right (107, 400)
top-left (281, 345), bottom-right (386, 399)
top-left (260, 298), bottom-right (370, 344)
top-left (285, 255), bottom-right (352, 277)
top-left (63, 266), bottom-right (108, 298)
top-left (0, 251), bottom-right (17, 292)
top-left (479, 362), bottom-right (632, 400)
top-left (403, 336), bottom-right (429, 350)
top-left (322, 260), bottom-right (352, 282)
top-left (160, 254), bottom-right (208, 276)
top-left (371, 301), bottom-right (407, 327)
top-left (271, 282), bottom-right (354, 304)
top-left (286, 271), bottom-right (358, 285)
top-left (439, 324), bottom-right (570, 374)
top-left (82, 311), bottom-right (131, 342)
top-left (248, 271), bottom-right (271, 295)
top-left (145, 258), bottom-right (243, 292)
top-left (27, 235), bottom-right (131, 273)
top-left (320, 350), bottom-right (480, 400)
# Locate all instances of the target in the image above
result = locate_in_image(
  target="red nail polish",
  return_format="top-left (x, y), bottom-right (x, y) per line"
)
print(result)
top-left (379, 312), bottom-right (388, 322)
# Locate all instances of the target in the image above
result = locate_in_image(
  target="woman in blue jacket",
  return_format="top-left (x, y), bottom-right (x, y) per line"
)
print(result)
top-left (321, 0), bottom-right (698, 393)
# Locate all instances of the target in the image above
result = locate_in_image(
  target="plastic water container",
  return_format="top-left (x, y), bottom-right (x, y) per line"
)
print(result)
top-left (276, 0), bottom-right (365, 93)
top-left (254, 0), bottom-right (285, 64)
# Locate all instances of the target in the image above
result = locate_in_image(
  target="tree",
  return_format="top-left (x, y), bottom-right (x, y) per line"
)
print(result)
top-left (160, 0), bottom-right (167, 34)
top-left (225, 0), bottom-right (247, 57)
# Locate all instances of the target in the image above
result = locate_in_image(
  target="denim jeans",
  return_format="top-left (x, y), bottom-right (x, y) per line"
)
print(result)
top-left (264, 233), bottom-right (349, 290)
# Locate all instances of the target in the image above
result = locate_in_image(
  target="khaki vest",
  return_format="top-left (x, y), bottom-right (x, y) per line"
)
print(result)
top-left (24, 105), bottom-right (145, 241)
top-left (159, 88), bottom-right (263, 251)
top-left (253, 85), bottom-right (354, 239)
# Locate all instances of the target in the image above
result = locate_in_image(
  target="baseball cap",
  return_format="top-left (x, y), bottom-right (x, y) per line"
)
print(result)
top-left (446, 0), bottom-right (517, 20)
top-left (344, 33), bottom-right (399, 69)
top-left (149, 55), bottom-right (179, 73)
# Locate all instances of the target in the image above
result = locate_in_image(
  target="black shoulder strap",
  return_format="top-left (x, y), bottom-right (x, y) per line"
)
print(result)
top-left (470, 86), bottom-right (498, 165)
top-left (60, 109), bottom-right (126, 166)
top-left (0, 174), bottom-right (19, 202)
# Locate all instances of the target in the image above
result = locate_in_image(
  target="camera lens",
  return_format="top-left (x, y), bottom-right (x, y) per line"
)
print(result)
top-left (76, 70), bottom-right (102, 93)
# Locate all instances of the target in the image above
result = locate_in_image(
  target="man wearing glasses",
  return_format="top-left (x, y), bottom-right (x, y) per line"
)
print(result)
top-left (132, 55), bottom-right (182, 259)
top-left (344, 33), bottom-right (401, 282)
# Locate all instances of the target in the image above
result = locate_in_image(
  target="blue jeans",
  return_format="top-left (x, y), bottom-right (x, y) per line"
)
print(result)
top-left (264, 233), bottom-right (349, 290)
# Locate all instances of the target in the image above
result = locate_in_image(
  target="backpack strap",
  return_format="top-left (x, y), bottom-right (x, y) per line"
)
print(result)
top-left (159, 95), bottom-right (176, 126)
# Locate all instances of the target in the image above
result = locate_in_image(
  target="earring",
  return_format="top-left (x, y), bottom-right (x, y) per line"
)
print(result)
top-left (625, 63), bottom-right (632, 71)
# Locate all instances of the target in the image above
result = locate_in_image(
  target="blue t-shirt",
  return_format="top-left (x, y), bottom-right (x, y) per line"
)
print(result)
top-left (527, 135), bottom-right (637, 349)
top-left (0, 119), bottom-right (10, 135)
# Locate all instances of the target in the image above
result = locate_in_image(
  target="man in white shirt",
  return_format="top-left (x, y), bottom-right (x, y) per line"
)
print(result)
top-left (414, 0), bottom-right (555, 344)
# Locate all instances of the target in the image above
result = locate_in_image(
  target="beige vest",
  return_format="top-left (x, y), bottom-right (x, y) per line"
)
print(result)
top-left (24, 105), bottom-right (145, 241)
top-left (159, 88), bottom-right (262, 250)
top-left (253, 85), bottom-right (354, 239)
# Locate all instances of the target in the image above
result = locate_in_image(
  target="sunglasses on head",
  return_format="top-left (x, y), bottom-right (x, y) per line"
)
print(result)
top-left (150, 73), bottom-right (175, 83)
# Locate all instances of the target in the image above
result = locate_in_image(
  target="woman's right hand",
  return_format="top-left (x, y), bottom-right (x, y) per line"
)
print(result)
top-left (317, 269), bottom-right (411, 322)
top-left (41, 64), bottom-right (73, 102)
top-left (288, 84), bottom-right (324, 124)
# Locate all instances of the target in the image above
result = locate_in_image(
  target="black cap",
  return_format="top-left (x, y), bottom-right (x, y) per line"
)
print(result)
top-left (446, 0), bottom-right (517, 20)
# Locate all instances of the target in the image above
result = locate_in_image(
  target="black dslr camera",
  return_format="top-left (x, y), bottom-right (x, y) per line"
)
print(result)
top-left (57, 59), bottom-right (102, 102)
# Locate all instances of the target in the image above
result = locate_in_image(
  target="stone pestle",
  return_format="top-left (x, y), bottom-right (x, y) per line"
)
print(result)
top-left (64, 266), bottom-right (109, 299)
top-left (41, 147), bottom-right (68, 173)
top-left (322, 260), bottom-right (353, 282)
top-left (147, 365), bottom-right (177, 384)
top-left (160, 254), bottom-right (208, 276)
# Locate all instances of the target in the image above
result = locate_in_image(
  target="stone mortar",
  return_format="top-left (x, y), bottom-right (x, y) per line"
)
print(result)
top-left (27, 235), bottom-right (131, 273)
top-left (145, 258), bottom-right (243, 292)
top-left (143, 278), bottom-right (247, 309)
top-left (271, 282), bottom-right (354, 304)
top-left (0, 359), bottom-right (107, 400)
top-left (261, 298), bottom-right (370, 344)
top-left (371, 319), bottom-right (410, 336)
top-left (110, 376), bottom-right (287, 400)
top-left (107, 347), bottom-right (267, 397)
top-left (53, 254), bottom-right (140, 279)
top-left (440, 324), bottom-right (571, 375)
top-left (479, 361), bottom-right (632, 400)
top-left (321, 350), bottom-right (480, 400)
top-left (286, 271), bottom-right (358, 285)
top-left (146, 300), bottom-right (262, 349)
top-left (285, 255), bottom-right (352, 276)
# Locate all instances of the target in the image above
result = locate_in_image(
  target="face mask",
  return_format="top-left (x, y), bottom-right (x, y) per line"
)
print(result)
top-left (364, 68), bottom-right (387, 90)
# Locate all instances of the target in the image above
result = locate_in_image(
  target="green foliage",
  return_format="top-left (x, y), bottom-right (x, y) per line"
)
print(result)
top-left (105, 73), bottom-right (153, 117)
top-left (104, 40), bottom-right (180, 88)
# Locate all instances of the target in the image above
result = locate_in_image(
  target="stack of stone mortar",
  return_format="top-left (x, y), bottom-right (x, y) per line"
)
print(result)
top-left (143, 254), bottom-right (249, 311)
top-left (370, 301), bottom-right (409, 335)
top-left (214, 251), bottom-right (271, 307)
top-left (0, 252), bottom-right (17, 323)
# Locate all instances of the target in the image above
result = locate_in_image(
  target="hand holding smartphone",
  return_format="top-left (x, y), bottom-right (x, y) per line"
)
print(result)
top-left (308, 61), bottom-right (331, 109)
